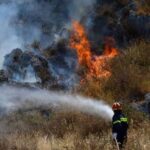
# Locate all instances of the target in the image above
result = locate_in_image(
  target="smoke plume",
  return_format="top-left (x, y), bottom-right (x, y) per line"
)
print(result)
top-left (0, 2), bottom-right (21, 68)
top-left (0, 0), bottom-right (96, 69)
top-left (0, 85), bottom-right (113, 121)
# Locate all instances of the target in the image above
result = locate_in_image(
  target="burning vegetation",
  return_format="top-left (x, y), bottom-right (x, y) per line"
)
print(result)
top-left (0, 0), bottom-right (149, 149)
top-left (70, 21), bottom-right (119, 79)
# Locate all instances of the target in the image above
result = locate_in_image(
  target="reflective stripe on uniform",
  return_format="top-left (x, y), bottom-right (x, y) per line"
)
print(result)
top-left (113, 120), bottom-right (121, 124)
top-left (120, 117), bottom-right (128, 123)
top-left (113, 117), bottom-right (128, 125)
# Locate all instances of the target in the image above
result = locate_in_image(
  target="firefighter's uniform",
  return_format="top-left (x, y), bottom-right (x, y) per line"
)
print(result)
top-left (112, 102), bottom-right (128, 149)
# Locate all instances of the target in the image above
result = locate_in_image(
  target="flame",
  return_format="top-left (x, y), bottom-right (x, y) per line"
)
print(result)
top-left (103, 37), bottom-right (118, 58)
top-left (70, 21), bottom-right (119, 79)
top-left (70, 21), bottom-right (91, 67)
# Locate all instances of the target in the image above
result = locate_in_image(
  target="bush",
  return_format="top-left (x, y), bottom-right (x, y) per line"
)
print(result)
top-left (104, 41), bottom-right (150, 100)
top-left (135, 0), bottom-right (150, 15)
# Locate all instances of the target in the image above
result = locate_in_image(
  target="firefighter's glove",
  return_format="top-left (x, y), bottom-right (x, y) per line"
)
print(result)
top-left (112, 133), bottom-right (117, 139)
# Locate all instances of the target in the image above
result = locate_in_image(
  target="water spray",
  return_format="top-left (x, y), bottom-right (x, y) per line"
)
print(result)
top-left (0, 85), bottom-right (113, 121)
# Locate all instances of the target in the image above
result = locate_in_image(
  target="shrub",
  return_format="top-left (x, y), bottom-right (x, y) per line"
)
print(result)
top-left (104, 41), bottom-right (150, 100)
top-left (135, 0), bottom-right (150, 15)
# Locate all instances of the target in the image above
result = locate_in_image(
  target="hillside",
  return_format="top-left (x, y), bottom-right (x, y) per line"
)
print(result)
top-left (0, 0), bottom-right (149, 150)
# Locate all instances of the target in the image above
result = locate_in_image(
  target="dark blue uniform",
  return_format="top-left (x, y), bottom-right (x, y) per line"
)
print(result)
top-left (112, 110), bottom-right (128, 148)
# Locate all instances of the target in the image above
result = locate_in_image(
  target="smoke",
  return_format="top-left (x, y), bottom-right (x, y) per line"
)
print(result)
top-left (0, 0), bottom-right (97, 86)
top-left (0, 2), bottom-right (21, 68)
top-left (0, 85), bottom-right (113, 121)
top-left (0, 0), bottom-right (97, 85)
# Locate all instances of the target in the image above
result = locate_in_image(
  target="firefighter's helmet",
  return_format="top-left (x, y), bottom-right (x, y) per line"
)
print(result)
top-left (112, 102), bottom-right (122, 110)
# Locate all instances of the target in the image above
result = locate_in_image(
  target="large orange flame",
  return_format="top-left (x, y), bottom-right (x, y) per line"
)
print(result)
top-left (70, 21), bottom-right (119, 79)
top-left (70, 21), bottom-right (91, 68)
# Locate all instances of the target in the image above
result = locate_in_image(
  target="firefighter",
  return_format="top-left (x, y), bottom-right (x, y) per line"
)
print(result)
top-left (112, 102), bottom-right (128, 149)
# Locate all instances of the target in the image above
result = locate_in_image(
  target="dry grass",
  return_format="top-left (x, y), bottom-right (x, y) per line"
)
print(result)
top-left (78, 41), bottom-right (150, 101)
top-left (0, 110), bottom-right (112, 150)
top-left (135, 0), bottom-right (150, 15)
top-left (116, 0), bottom-right (150, 15)
top-left (106, 41), bottom-right (150, 100)
top-left (0, 101), bottom-right (149, 150)
top-left (0, 118), bottom-right (150, 150)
